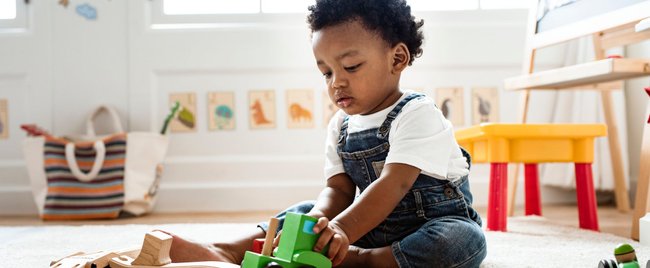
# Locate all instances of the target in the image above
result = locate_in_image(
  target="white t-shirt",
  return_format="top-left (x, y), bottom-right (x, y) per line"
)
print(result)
top-left (324, 91), bottom-right (469, 181)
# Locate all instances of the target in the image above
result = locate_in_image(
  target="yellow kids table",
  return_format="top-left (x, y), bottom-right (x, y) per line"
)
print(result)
top-left (455, 123), bottom-right (607, 232)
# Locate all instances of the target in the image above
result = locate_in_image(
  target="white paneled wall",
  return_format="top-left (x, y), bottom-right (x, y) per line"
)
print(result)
top-left (1, 1), bottom-right (591, 215)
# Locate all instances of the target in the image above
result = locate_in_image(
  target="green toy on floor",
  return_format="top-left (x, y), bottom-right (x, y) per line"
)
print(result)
top-left (241, 213), bottom-right (331, 268)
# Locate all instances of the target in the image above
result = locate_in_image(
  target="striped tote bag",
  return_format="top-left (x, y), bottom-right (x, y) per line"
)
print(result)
top-left (23, 106), bottom-right (169, 220)
top-left (39, 134), bottom-right (127, 220)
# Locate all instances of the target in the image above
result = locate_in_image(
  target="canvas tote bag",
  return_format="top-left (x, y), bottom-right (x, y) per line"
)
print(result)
top-left (23, 106), bottom-right (169, 220)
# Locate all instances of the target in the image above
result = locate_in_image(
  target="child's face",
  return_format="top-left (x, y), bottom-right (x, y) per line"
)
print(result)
top-left (312, 19), bottom-right (402, 115)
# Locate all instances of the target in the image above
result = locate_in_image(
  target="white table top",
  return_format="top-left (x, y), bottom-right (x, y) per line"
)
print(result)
top-left (636, 17), bottom-right (650, 32)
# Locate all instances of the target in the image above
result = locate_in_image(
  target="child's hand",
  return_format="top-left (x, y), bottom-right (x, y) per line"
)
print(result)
top-left (272, 230), bottom-right (282, 247)
top-left (312, 217), bottom-right (350, 266)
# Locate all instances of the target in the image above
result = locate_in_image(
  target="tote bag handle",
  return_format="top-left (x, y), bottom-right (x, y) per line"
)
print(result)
top-left (86, 105), bottom-right (124, 137)
top-left (65, 140), bottom-right (106, 182)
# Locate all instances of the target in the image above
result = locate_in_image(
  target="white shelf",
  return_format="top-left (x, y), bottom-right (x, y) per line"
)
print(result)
top-left (637, 17), bottom-right (650, 32)
top-left (504, 58), bottom-right (650, 90)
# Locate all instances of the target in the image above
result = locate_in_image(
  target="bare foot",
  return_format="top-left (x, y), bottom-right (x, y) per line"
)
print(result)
top-left (338, 245), bottom-right (398, 268)
top-left (160, 231), bottom-right (239, 264)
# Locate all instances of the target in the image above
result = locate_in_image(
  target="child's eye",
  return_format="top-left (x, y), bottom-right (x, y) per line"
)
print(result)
top-left (344, 64), bottom-right (361, 72)
top-left (322, 72), bottom-right (332, 79)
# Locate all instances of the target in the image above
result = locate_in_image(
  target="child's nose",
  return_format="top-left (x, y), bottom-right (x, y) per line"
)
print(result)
top-left (330, 73), bottom-right (348, 89)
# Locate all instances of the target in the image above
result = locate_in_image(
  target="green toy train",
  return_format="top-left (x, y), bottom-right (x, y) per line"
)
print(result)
top-left (241, 212), bottom-right (332, 268)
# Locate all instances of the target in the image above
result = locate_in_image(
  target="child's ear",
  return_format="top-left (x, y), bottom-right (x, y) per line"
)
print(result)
top-left (391, 43), bottom-right (410, 73)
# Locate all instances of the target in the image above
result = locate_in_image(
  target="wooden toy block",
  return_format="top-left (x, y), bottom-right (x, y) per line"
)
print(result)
top-left (109, 255), bottom-right (239, 268)
top-left (261, 218), bottom-right (279, 256)
top-left (51, 231), bottom-right (238, 268)
top-left (252, 238), bottom-right (265, 254)
top-left (50, 247), bottom-right (139, 268)
top-left (131, 231), bottom-right (173, 266)
top-left (107, 231), bottom-right (239, 268)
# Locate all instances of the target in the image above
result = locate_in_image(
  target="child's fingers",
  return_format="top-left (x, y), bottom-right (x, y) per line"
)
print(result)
top-left (331, 241), bottom-right (348, 267)
top-left (314, 227), bottom-right (334, 252)
top-left (273, 230), bottom-right (283, 247)
top-left (312, 217), bottom-right (329, 233)
top-left (326, 234), bottom-right (342, 259)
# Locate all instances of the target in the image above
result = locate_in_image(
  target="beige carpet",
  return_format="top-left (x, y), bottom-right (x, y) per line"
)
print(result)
top-left (1, 216), bottom-right (647, 267)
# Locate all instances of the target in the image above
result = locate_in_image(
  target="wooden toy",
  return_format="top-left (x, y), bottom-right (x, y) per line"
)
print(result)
top-left (50, 247), bottom-right (139, 268)
top-left (598, 243), bottom-right (642, 268)
top-left (108, 231), bottom-right (238, 268)
top-left (52, 231), bottom-right (238, 268)
top-left (614, 244), bottom-right (640, 268)
top-left (241, 213), bottom-right (331, 268)
top-left (131, 231), bottom-right (173, 266)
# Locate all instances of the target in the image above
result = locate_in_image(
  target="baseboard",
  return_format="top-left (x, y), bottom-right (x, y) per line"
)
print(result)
top-left (0, 178), bottom-right (585, 215)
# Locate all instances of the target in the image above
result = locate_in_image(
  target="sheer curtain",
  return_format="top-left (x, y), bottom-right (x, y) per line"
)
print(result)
top-left (525, 37), bottom-right (629, 191)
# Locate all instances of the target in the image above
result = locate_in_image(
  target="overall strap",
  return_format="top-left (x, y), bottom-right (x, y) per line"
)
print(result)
top-left (337, 116), bottom-right (350, 150)
top-left (377, 93), bottom-right (424, 140)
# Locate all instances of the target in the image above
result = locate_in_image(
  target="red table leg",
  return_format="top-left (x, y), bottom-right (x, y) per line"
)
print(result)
top-left (488, 163), bottom-right (508, 231)
top-left (574, 163), bottom-right (599, 231)
top-left (524, 163), bottom-right (542, 216)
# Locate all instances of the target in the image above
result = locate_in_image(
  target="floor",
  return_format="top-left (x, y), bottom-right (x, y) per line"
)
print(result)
top-left (0, 204), bottom-right (634, 238)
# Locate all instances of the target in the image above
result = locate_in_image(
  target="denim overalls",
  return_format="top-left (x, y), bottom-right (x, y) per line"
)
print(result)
top-left (261, 93), bottom-right (487, 268)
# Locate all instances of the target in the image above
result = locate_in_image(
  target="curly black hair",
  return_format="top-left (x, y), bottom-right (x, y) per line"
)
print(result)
top-left (307, 0), bottom-right (424, 65)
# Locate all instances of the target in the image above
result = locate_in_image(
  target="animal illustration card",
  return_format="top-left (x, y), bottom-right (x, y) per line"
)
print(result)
top-left (286, 89), bottom-right (315, 129)
top-left (249, 90), bottom-right (276, 129)
top-left (471, 87), bottom-right (499, 125)
top-left (0, 99), bottom-right (7, 139)
top-left (435, 87), bottom-right (464, 126)
top-left (169, 92), bottom-right (197, 133)
top-left (322, 91), bottom-right (339, 128)
top-left (208, 92), bottom-right (235, 131)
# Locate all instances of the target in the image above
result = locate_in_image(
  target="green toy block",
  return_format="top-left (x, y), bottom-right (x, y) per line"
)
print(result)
top-left (241, 213), bottom-right (332, 268)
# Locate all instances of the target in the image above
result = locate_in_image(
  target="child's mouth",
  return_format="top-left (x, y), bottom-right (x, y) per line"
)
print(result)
top-left (336, 97), bottom-right (352, 108)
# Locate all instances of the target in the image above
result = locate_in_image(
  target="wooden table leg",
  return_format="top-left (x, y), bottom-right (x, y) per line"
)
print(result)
top-left (600, 90), bottom-right (631, 212)
top-left (488, 163), bottom-right (509, 231)
top-left (632, 98), bottom-right (650, 240)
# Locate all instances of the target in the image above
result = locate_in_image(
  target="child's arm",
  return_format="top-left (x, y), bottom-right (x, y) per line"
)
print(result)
top-left (312, 163), bottom-right (421, 264)
top-left (329, 162), bottom-right (420, 241)
top-left (307, 173), bottom-right (356, 220)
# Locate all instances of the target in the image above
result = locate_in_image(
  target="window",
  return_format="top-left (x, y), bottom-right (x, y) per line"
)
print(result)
top-left (163, 0), bottom-right (260, 15)
top-left (261, 0), bottom-right (316, 13)
top-left (0, 0), bottom-right (16, 19)
top-left (162, 0), bottom-right (317, 14)
top-left (480, 0), bottom-right (531, 9)
top-left (0, 0), bottom-right (27, 32)
top-left (161, 0), bottom-right (528, 14)
top-left (409, 0), bottom-right (480, 11)
top-left (151, 0), bottom-right (528, 29)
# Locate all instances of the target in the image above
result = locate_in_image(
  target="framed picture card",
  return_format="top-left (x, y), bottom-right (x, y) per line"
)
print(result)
top-left (286, 89), bottom-right (315, 129)
top-left (471, 87), bottom-right (499, 125)
top-left (169, 92), bottom-right (197, 133)
top-left (249, 90), bottom-right (276, 129)
top-left (435, 87), bottom-right (465, 127)
top-left (322, 91), bottom-right (339, 128)
top-left (208, 91), bottom-right (236, 131)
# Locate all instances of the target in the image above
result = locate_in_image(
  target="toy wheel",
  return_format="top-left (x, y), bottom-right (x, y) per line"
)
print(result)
top-left (598, 259), bottom-right (618, 268)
